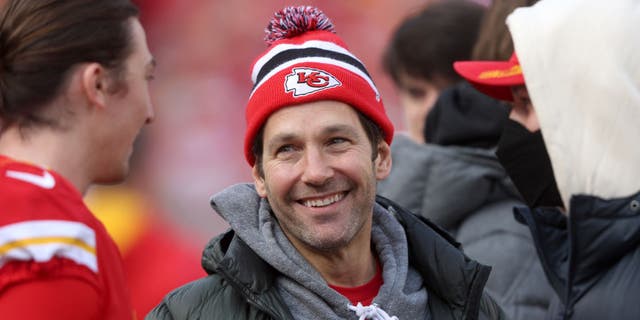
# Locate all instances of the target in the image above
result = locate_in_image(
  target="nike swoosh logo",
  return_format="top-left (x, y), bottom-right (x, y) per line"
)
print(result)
top-left (6, 169), bottom-right (56, 189)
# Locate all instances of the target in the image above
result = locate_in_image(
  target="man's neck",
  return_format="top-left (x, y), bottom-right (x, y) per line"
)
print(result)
top-left (328, 258), bottom-right (382, 306)
top-left (319, 248), bottom-right (378, 287)
top-left (289, 223), bottom-right (378, 287)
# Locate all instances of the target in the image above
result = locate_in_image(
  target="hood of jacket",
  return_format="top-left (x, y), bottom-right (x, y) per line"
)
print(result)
top-left (208, 183), bottom-right (432, 319)
top-left (378, 134), bottom-right (520, 230)
top-left (507, 0), bottom-right (640, 208)
top-left (424, 81), bottom-right (509, 149)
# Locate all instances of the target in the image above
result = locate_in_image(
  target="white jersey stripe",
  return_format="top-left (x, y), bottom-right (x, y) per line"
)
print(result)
top-left (0, 220), bottom-right (98, 272)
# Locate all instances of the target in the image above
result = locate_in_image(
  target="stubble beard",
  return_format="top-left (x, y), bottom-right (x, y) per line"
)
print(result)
top-left (268, 178), bottom-right (376, 252)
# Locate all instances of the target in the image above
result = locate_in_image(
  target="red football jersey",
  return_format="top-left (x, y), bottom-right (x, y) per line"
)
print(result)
top-left (0, 155), bottom-right (134, 319)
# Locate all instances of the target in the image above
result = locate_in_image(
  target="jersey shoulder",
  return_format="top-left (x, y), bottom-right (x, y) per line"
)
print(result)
top-left (0, 156), bottom-right (100, 279)
top-left (0, 156), bottom-right (89, 223)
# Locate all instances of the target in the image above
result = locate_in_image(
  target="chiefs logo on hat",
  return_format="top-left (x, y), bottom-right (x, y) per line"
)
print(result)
top-left (285, 67), bottom-right (341, 97)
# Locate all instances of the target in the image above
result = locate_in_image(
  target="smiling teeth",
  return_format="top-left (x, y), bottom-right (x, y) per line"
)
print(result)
top-left (303, 193), bottom-right (344, 207)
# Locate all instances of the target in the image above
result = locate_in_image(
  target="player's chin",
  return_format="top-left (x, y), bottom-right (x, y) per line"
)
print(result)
top-left (93, 161), bottom-right (130, 185)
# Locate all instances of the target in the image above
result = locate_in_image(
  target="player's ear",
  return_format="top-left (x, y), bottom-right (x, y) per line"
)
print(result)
top-left (81, 63), bottom-right (109, 109)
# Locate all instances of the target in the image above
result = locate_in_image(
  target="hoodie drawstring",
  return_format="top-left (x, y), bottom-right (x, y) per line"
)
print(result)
top-left (348, 302), bottom-right (399, 320)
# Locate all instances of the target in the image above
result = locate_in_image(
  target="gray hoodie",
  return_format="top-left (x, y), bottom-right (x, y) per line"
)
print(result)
top-left (212, 183), bottom-right (429, 320)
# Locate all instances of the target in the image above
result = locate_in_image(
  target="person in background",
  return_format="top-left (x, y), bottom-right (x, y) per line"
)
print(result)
top-left (460, 0), bottom-right (563, 211)
top-left (148, 6), bottom-right (504, 320)
top-left (454, 52), bottom-right (563, 210)
top-left (381, 0), bottom-right (487, 145)
top-left (455, 0), bottom-right (640, 318)
top-left (0, 0), bottom-right (154, 319)
top-left (378, 0), bottom-right (553, 319)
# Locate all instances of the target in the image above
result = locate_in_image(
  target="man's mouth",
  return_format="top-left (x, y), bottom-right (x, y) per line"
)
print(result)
top-left (300, 192), bottom-right (345, 208)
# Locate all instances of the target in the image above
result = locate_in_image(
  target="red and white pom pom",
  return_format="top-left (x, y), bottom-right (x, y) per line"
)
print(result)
top-left (264, 6), bottom-right (335, 45)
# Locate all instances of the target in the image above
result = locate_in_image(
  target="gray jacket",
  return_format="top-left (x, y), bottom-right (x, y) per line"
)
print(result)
top-left (378, 135), bottom-right (554, 319)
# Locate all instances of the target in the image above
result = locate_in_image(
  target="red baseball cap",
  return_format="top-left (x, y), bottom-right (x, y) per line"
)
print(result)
top-left (453, 53), bottom-right (524, 101)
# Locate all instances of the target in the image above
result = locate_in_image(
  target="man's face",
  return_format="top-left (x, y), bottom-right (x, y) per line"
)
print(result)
top-left (396, 72), bottom-right (449, 143)
top-left (252, 101), bottom-right (391, 253)
top-left (95, 18), bottom-right (155, 183)
top-left (509, 84), bottom-right (539, 132)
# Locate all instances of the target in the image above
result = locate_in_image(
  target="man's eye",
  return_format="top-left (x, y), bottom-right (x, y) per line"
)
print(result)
top-left (407, 87), bottom-right (426, 99)
top-left (328, 137), bottom-right (349, 146)
top-left (275, 145), bottom-right (295, 154)
top-left (146, 74), bottom-right (156, 81)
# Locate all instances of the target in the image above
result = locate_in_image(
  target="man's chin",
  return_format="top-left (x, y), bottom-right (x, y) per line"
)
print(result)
top-left (298, 230), bottom-right (353, 252)
top-left (307, 237), bottom-right (351, 252)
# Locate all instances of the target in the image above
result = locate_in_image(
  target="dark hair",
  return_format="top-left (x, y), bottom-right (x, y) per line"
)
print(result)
top-left (252, 109), bottom-right (384, 177)
top-left (0, 0), bottom-right (140, 129)
top-left (471, 0), bottom-right (540, 60)
top-left (382, 0), bottom-right (485, 86)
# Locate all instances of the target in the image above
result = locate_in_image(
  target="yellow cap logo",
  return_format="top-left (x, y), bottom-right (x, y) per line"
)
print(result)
top-left (478, 65), bottom-right (522, 79)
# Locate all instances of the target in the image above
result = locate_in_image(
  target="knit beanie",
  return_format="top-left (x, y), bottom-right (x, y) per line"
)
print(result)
top-left (244, 6), bottom-right (394, 166)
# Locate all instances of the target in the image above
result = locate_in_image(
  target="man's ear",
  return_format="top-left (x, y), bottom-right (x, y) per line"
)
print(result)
top-left (374, 141), bottom-right (392, 180)
top-left (81, 63), bottom-right (108, 109)
top-left (252, 165), bottom-right (268, 198)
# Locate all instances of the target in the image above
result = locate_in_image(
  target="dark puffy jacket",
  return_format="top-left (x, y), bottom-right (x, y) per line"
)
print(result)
top-left (515, 190), bottom-right (640, 319)
top-left (147, 197), bottom-right (505, 320)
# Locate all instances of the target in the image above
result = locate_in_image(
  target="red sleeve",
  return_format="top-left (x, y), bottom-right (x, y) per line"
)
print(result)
top-left (0, 277), bottom-right (101, 320)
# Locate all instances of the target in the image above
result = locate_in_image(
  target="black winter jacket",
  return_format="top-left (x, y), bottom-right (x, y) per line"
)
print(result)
top-left (147, 197), bottom-right (505, 320)
top-left (515, 190), bottom-right (640, 319)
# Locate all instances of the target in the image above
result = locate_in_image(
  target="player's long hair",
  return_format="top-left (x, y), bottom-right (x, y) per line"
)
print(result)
top-left (0, 0), bottom-right (139, 130)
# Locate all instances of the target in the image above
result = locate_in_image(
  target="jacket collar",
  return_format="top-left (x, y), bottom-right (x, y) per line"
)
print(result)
top-left (376, 196), bottom-right (491, 319)
top-left (515, 190), bottom-right (640, 304)
top-left (203, 230), bottom-right (295, 319)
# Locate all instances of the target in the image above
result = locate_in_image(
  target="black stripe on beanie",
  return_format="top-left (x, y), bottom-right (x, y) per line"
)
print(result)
top-left (253, 47), bottom-right (371, 90)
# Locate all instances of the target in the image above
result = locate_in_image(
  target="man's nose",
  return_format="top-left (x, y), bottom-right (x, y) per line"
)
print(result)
top-left (300, 148), bottom-right (333, 186)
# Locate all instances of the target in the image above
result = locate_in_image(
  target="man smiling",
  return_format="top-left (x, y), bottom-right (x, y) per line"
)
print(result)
top-left (148, 6), bottom-right (503, 320)
top-left (254, 100), bottom-right (387, 285)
